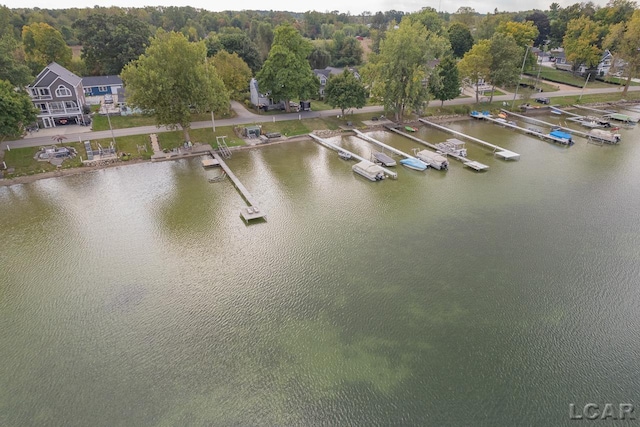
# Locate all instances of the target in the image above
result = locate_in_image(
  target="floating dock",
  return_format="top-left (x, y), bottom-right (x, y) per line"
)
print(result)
top-left (209, 151), bottom-right (266, 222)
top-left (502, 110), bottom-right (622, 143)
top-left (201, 158), bottom-right (220, 168)
top-left (385, 126), bottom-right (489, 171)
top-left (309, 133), bottom-right (398, 179)
top-left (418, 118), bottom-right (520, 160)
top-left (353, 129), bottom-right (423, 165)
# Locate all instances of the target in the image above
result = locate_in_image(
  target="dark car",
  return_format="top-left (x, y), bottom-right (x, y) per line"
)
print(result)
top-left (535, 97), bottom-right (550, 104)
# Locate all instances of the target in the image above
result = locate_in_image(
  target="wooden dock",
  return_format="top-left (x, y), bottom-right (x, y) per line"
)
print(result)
top-left (572, 104), bottom-right (616, 114)
top-left (209, 151), bottom-right (266, 222)
top-left (418, 119), bottom-right (520, 160)
top-left (352, 129), bottom-right (422, 163)
top-left (385, 126), bottom-right (489, 171)
top-left (309, 133), bottom-right (398, 179)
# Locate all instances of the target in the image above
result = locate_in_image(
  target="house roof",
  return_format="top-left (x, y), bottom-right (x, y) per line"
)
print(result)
top-left (82, 75), bottom-right (123, 87)
top-left (31, 62), bottom-right (82, 88)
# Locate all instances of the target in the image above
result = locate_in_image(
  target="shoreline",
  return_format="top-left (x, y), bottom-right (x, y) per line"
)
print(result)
top-left (1, 101), bottom-right (636, 188)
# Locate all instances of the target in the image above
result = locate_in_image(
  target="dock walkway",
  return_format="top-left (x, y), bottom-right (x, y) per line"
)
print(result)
top-left (474, 113), bottom-right (571, 145)
top-left (418, 119), bottom-right (520, 160)
top-left (385, 126), bottom-right (489, 171)
top-left (210, 150), bottom-right (266, 222)
top-left (309, 133), bottom-right (398, 179)
top-left (352, 129), bottom-right (420, 162)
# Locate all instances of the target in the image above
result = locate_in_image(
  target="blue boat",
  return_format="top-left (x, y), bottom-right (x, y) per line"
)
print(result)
top-left (549, 129), bottom-right (574, 145)
top-left (400, 158), bottom-right (428, 171)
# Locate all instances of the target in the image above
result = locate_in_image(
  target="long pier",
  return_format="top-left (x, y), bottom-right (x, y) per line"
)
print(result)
top-left (309, 133), bottom-right (398, 179)
top-left (352, 129), bottom-right (419, 161)
top-left (475, 113), bottom-right (572, 145)
top-left (210, 150), bottom-right (267, 222)
top-left (572, 104), bottom-right (616, 114)
top-left (385, 126), bottom-right (489, 171)
top-left (418, 119), bottom-right (520, 160)
top-left (501, 109), bottom-right (623, 143)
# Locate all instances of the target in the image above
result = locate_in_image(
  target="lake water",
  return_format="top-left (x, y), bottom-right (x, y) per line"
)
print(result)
top-left (1, 115), bottom-right (640, 426)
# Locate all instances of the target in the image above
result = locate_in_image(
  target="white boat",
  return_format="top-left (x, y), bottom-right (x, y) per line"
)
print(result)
top-left (435, 138), bottom-right (468, 157)
top-left (413, 149), bottom-right (449, 170)
top-left (338, 151), bottom-right (352, 160)
top-left (399, 158), bottom-right (428, 171)
top-left (587, 129), bottom-right (621, 144)
top-left (352, 160), bottom-right (385, 181)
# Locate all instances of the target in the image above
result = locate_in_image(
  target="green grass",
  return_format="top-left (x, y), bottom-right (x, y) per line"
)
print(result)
top-left (154, 126), bottom-right (244, 151)
top-left (91, 134), bottom-right (153, 161)
top-left (3, 142), bottom-right (83, 177)
top-left (524, 68), bottom-right (613, 88)
top-left (91, 110), bottom-right (237, 131)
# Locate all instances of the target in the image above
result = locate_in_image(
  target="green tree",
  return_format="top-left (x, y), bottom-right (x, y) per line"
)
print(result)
top-left (525, 11), bottom-right (551, 47)
top-left (206, 30), bottom-right (262, 72)
top-left (429, 56), bottom-right (460, 106)
top-left (21, 22), bottom-right (72, 74)
top-left (495, 21), bottom-right (539, 47)
top-left (488, 34), bottom-right (523, 102)
top-left (363, 19), bottom-right (435, 120)
top-left (457, 39), bottom-right (491, 103)
top-left (309, 44), bottom-right (331, 69)
top-left (0, 80), bottom-right (37, 137)
top-left (0, 35), bottom-right (32, 87)
top-left (210, 50), bottom-right (252, 98)
top-left (73, 14), bottom-right (151, 75)
top-left (448, 22), bottom-right (473, 58)
top-left (330, 30), bottom-right (363, 66)
top-left (121, 30), bottom-right (229, 143)
top-left (324, 69), bottom-right (367, 116)
top-left (563, 16), bottom-right (602, 75)
top-left (255, 24), bottom-right (319, 113)
top-left (604, 9), bottom-right (640, 94)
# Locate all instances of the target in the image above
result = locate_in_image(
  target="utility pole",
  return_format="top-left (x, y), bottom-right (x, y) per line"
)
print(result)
top-left (104, 101), bottom-right (117, 152)
top-left (511, 45), bottom-right (532, 110)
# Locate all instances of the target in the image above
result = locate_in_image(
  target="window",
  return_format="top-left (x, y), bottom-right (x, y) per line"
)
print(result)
top-left (49, 101), bottom-right (65, 113)
top-left (37, 103), bottom-right (47, 113)
top-left (38, 88), bottom-right (50, 97)
top-left (55, 85), bottom-right (72, 97)
top-left (98, 86), bottom-right (107, 92)
top-left (65, 101), bottom-right (78, 110)
top-left (84, 88), bottom-right (92, 95)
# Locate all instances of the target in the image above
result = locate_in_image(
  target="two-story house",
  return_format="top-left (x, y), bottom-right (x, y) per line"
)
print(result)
top-left (27, 62), bottom-right (87, 128)
top-left (313, 67), bottom-right (361, 98)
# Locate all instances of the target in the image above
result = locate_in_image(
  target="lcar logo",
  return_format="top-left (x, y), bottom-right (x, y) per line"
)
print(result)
top-left (569, 403), bottom-right (635, 421)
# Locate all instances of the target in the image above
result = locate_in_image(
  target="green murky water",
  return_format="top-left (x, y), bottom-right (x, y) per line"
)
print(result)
top-left (1, 117), bottom-right (639, 426)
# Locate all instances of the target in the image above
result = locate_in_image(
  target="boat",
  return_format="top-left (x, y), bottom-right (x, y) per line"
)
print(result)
top-left (404, 126), bottom-right (417, 132)
top-left (435, 138), bottom-right (468, 157)
top-left (413, 149), bottom-right (449, 170)
top-left (549, 129), bottom-right (574, 145)
top-left (603, 112), bottom-right (639, 123)
top-left (399, 158), bottom-right (428, 171)
top-left (338, 151), bottom-right (352, 160)
top-left (372, 151), bottom-right (397, 167)
top-left (352, 160), bottom-right (386, 181)
top-left (470, 110), bottom-right (484, 119)
top-left (587, 129), bottom-right (621, 144)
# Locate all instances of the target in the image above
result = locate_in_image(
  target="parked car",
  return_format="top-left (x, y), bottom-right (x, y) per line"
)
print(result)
top-left (535, 97), bottom-right (550, 104)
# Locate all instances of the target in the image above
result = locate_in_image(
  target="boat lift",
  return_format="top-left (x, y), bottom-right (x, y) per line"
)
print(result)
top-left (385, 125), bottom-right (490, 171)
top-left (309, 133), bottom-right (398, 179)
top-left (418, 118), bottom-right (520, 160)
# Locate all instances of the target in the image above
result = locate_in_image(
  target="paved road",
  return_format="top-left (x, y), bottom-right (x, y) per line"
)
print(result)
top-left (2, 86), bottom-right (639, 152)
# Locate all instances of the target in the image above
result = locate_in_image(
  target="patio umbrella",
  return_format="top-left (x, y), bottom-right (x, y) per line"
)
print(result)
top-left (51, 135), bottom-right (68, 146)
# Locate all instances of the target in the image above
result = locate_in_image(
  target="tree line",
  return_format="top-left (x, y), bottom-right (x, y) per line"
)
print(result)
top-left (1, 2), bottom-right (640, 138)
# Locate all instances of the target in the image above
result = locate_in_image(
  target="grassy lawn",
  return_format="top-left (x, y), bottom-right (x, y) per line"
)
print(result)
top-left (524, 68), bottom-right (614, 88)
top-left (91, 134), bottom-right (153, 161)
top-left (91, 109), bottom-right (237, 131)
top-left (154, 126), bottom-right (243, 151)
top-left (3, 142), bottom-right (84, 177)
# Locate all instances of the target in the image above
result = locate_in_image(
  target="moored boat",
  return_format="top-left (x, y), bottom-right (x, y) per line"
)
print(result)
top-left (352, 160), bottom-right (386, 181)
top-left (404, 126), bottom-right (417, 132)
top-left (413, 149), bottom-right (449, 170)
top-left (338, 151), bottom-right (352, 160)
top-left (587, 129), bottom-right (621, 144)
top-left (435, 138), bottom-right (468, 157)
top-left (399, 158), bottom-right (428, 171)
